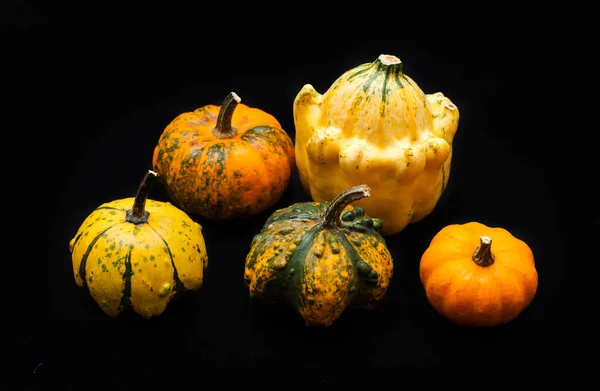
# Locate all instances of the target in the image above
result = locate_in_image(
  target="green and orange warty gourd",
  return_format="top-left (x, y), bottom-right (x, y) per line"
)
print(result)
top-left (152, 92), bottom-right (295, 220)
top-left (244, 185), bottom-right (394, 327)
top-left (69, 170), bottom-right (208, 319)
top-left (293, 54), bottom-right (459, 236)
top-left (420, 222), bottom-right (538, 328)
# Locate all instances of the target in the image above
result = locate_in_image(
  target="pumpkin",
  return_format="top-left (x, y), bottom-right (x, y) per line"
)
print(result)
top-left (293, 54), bottom-right (459, 236)
top-left (152, 91), bottom-right (295, 220)
top-left (244, 184), bottom-right (394, 327)
top-left (419, 222), bottom-right (538, 327)
top-left (68, 170), bottom-right (208, 319)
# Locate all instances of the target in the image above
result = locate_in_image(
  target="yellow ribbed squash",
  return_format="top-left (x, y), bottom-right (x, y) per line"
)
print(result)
top-left (293, 54), bottom-right (460, 236)
top-left (68, 170), bottom-right (208, 319)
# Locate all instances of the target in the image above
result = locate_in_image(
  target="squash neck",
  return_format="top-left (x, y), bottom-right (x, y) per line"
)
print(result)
top-left (375, 54), bottom-right (403, 76)
top-left (472, 236), bottom-right (495, 267)
top-left (212, 91), bottom-right (241, 139)
top-left (321, 185), bottom-right (371, 228)
top-left (126, 170), bottom-right (157, 224)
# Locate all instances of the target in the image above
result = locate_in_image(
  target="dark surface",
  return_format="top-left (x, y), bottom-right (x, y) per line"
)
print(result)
top-left (5, 8), bottom-right (595, 390)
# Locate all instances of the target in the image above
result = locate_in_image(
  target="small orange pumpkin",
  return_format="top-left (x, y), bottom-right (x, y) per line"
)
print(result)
top-left (419, 222), bottom-right (538, 327)
top-left (152, 92), bottom-right (295, 220)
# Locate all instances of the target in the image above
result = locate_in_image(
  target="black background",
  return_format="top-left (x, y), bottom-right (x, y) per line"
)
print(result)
top-left (5, 4), bottom-right (597, 390)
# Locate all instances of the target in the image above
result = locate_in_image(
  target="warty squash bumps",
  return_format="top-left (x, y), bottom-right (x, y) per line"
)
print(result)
top-left (69, 170), bottom-right (208, 319)
top-left (419, 222), bottom-right (538, 328)
top-left (152, 92), bottom-right (295, 220)
top-left (244, 184), bottom-right (394, 327)
top-left (293, 54), bottom-right (459, 236)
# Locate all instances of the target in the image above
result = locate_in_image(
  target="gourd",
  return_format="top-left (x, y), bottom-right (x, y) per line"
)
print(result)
top-left (68, 170), bottom-right (208, 319)
top-left (293, 54), bottom-right (459, 236)
top-left (244, 184), bottom-right (394, 327)
top-left (152, 92), bottom-right (295, 220)
top-left (419, 222), bottom-right (538, 327)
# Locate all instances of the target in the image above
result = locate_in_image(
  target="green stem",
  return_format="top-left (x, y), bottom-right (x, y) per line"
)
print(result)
top-left (212, 91), bottom-right (241, 139)
top-left (321, 185), bottom-right (371, 228)
top-left (126, 170), bottom-right (157, 224)
top-left (472, 236), bottom-right (495, 267)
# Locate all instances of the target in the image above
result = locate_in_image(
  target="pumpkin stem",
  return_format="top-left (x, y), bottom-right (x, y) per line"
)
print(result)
top-left (472, 236), bottom-right (495, 267)
top-left (376, 54), bottom-right (403, 74)
top-left (212, 91), bottom-right (242, 139)
top-left (126, 170), bottom-right (157, 224)
top-left (321, 185), bottom-right (371, 228)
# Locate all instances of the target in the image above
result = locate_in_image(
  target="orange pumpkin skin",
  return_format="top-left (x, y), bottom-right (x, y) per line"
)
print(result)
top-left (419, 222), bottom-right (538, 327)
top-left (152, 92), bottom-right (295, 220)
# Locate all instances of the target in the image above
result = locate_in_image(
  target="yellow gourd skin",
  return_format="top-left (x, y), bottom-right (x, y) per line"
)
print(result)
top-left (69, 171), bottom-right (208, 319)
top-left (293, 54), bottom-right (459, 236)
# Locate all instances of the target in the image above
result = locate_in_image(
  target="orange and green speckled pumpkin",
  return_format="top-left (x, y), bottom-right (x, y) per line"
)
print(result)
top-left (68, 170), bottom-right (208, 319)
top-left (420, 222), bottom-right (538, 327)
top-left (152, 92), bottom-right (295, 220)
top-left (293, 54), bottom-right (459, 236)
top-left (244, 184), bottom-right (394, 327)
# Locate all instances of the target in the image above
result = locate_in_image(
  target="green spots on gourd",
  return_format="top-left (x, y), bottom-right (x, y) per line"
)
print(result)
top-left (357, 261), bottom-right (372, 275)
top-left (342, 211), bottom-right (355, 222)
top-left (372, 219), bottom-right (383, 230)
top-left (206, 142), bottom-right (228, 177)
top-left (342, 206), bottom-right (365, 222)
top-left (358, 217), bottom-right (373, 228)
top-left (111, 258), bottom-right (125, 272)
top-left (251, 234), bottom-right (262, 247)
top-left (284, 243), bottom-right (298, 261)
top-left (279, 227), bottom-right (294, 235)
top-left (351, 95), bottom-right (364, 111)
top-left (312, 231), bottom-right (326, 258)
top-left (327, 234), bottom-right (340, 254)
top-left (356, 260), bottom-right (378, 280)
top-left (441, 164), bottom-right (447, 193)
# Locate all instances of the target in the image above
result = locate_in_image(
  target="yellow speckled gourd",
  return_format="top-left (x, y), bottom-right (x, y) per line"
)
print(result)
top-left (244, 184), bottom-right (394, 327)
top-left (293, 54), bottom-right (459, 236)
top-left (68, 170), bottom-right (208, 319)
